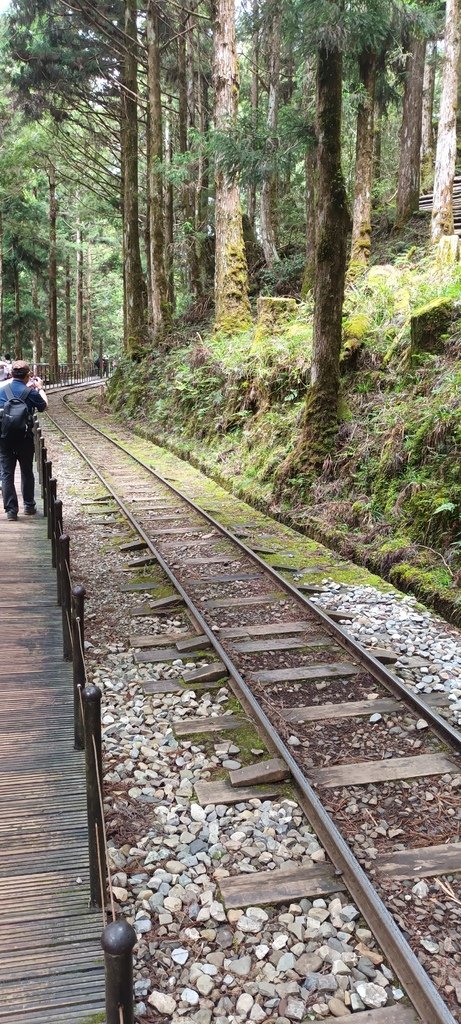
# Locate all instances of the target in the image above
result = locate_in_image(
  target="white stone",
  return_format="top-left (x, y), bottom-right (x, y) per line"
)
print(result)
top-left (196, 973), bottom-right (214, 996)
top-left (190, 803), bottom-right (206, 822)
top-left (421, 938), bottom-right (439, 953)
top-left (236, 993), bottom-right (254, 1015)
top-left (148, 991), bottom-right (177, 1015)
top-left (181, 988), bottom-right (199, 1006)
top-left (355, 982), bottom-right (387, 1008)
top-left (412, 881), bottom-right (429, 899)
top-left (172, 947), bottom-right (189, 965)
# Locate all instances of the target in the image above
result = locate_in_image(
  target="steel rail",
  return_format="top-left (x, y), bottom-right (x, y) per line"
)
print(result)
top-left (54, 390), bottom-right (461, 755)
top-left (45, 391), bottom-right (458, 1024)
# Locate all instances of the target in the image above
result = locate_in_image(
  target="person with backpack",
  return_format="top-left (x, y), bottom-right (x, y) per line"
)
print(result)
top-left (0, 360), bottom-right (48, 521)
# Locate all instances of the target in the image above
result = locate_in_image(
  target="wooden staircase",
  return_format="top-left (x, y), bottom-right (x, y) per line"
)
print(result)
top-left (419, 174), bottom-right (461, 236)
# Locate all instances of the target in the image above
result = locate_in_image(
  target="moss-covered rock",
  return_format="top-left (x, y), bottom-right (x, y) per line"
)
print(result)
top-left (341, 313), bottom-right (371, 366)
top-left (410, 296), bottom-right (455, 355)
top-left (436, 234), bottom-right (460, 264)
top-left (254, 297), bottom-right (298, 343)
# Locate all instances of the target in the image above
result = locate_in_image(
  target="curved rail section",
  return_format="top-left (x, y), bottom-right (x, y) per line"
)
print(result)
top-left (44, 387), bottom-right (460, 1024)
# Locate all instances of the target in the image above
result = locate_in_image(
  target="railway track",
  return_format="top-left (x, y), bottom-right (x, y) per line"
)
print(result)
top-left (44, 386), bottom-right (461, 1024)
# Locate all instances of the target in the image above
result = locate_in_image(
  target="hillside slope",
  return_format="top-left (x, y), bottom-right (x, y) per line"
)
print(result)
top-left (108, 238), bottom-right (461, 623)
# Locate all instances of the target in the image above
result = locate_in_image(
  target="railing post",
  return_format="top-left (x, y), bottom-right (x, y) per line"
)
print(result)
top-left (33, 420), bottom-right (41, 467)
top-left (59, 534), bottom-right (73, 660)
top-left (43, 459), bottom-right (52, 516)
top-left (71, 585), bottom-right (86, 751)
top-left (82, 685), bottom-right (105, 907)
top-left (48, 477), bottom-right (57, 548)
top-left (40, 443), bottom-right (47, 497)
top-left (36, 432), bottom-right (43, 485)
top-left (54, 499), bottom-right (63, 605)
top-left (101, 919), bottom-right (136, 1024)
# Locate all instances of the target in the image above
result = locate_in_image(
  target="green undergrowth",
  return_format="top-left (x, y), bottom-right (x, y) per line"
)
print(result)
top-left (107, 235), bottom-right (461, 623)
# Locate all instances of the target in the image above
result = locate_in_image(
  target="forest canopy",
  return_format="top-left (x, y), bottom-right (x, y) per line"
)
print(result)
top-left (0, 0), bottom-right (458, 461)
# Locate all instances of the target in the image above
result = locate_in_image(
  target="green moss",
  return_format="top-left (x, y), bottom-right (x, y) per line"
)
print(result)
top-left (254, 297), bottom-right (298, 343)
top-left (98, 246), bottom-right (461, 624)
top-left (410, 296), bottom-right (455, 356)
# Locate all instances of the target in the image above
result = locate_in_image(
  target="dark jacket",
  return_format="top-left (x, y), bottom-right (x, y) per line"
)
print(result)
top-left (0, 378), bottom-right (47, 414)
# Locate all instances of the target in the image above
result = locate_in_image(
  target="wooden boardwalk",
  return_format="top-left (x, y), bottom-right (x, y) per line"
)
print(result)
top-left (0, 506), bottom-right (105, 1023)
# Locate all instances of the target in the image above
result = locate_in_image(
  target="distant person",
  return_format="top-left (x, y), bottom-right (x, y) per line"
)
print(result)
top-left (102, 356), bottom-right (108, 377)
top-left (0, 353), bottom-right (12, 381)
top-left (0, 360), bottom-right (48, 521)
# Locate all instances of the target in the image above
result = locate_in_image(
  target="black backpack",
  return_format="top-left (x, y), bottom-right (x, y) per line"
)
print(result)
top-left (0, 383), bottom-right (32, 441)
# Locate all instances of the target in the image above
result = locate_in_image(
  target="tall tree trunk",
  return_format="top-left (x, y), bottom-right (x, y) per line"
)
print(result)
top-left (350, 49), bottom-right (376, 270)
top-left (260, 8), bottom-right (281, 266)
top-left (395, 31), bottom-right (426, 229)
top-left (301, 60), bottom-right (316, 296)
top-left (31, 273), bottom-right (42, 368)
top-left (372, 95), bottom-right (383, 187)
top-left (48, 163), bottom-right (58, 381)
top-left (213, 0), bottom-right (251, 332)
top-left (165, 116), bottom-right (175, 309)
top-left (122, 0), bottom-right (147, 355)
top-left (301, 42), bottom-right (349, 467)
top-left (13, 261), bottom-right (21, 359)
top-left (301, 147), bottom-right (316, 296)
top-left (420, 41), bottom-right (436, 191)
top-left (145, 109), bottom-right (153, 330)
top-left (83, 244), bottom-right (93, 363)
top-left (75, 218), bottom-right (84, 369)
top-left (197, 67), bottom-right (210, 293)
top-left (178, 10), bottom-right (201, 297)
top-left (247, 0), bottom-right (259, 227)
top-left (431, 0), bottom-right (460, 242)
top-left (65, 254), bottom-right (72, 365)
top-left (147, 0), bottom-right (171, 341)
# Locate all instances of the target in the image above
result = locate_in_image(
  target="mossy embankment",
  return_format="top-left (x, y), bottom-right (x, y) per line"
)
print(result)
top-left (107, 243), bottom-right (461, 625)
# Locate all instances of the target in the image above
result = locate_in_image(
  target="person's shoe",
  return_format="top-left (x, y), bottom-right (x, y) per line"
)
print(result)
top-left (6, 511), bottom-right (18, 521)
top-left (24, 505), bottom-right (37, 515)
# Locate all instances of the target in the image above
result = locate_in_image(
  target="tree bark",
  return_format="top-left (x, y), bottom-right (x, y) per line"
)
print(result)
top-left (146, 0), bottom-right (171, 341)
top-left (431, 0), bottom-right (460, 242)
top-left (178, 8), bottom-right (201, 298)
top-left (301, 60), bottom-right (316, 296)
top-left (213, 0), bottom-right (251, 332)
top-left (301, 146), bottom-right (316, 296)
top-left (372, 94), bottom-right (383, 187)
top-left (75, 218), bottom-right (84, 369)
top-left (247, 0), bottom-right (259, 228)
top-left (121, 0), bottom-right (147, 354)
top-left (301, 42), bottom-right (349, 467)
top-left (83, 243), bottom-right (93, 363)
top-left (260, 7), bottom-right (281, 266)
top-left (48, 163), bottom-right (58, 381)
top-left (197, 66), bottom-right (211, 293)
top-left (395, 31), bottom-right (426, 229)
top-left (31, 273), bottom-right (42, 369)
top-left (420, 41), bottom-right (436, 191)
top-left (65, 254), bottom-right (73, 366)
top-left (350, 49), bottom-right (376, 269)
top-left (165, 115), bottom-right (175, 309)
top-left (12, 260), bottom-right (21, 359)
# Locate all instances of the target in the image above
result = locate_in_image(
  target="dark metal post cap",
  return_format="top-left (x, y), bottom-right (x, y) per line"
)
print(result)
top-left (82, 684), bottom-right (102, 703)
top-left (101, 918), bottom-right (137, 955)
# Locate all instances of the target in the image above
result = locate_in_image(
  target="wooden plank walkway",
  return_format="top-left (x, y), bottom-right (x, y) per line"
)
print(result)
top-left (0, 507), bottom-right (104, 1023)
